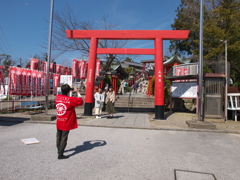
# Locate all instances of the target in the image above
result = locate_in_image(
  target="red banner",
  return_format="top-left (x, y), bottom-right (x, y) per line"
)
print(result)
top-left (80, 60), bottom-right (86, 79)
top-left (53, 74), bottom-right (60, 95)
top-left (42, 73), bottom-right (46, 96)
top-left (26, 70), bottom-right (31, 96)
top-left (65, 67), bottom-right (70, 75)
top-left (53, 63), bottom-right (56, 73)
top-left (30, 59), bottom-right (39, 70)
top-left (78, 60), bottom-right (82, 79)
top-left (32, 70), bottom-right (37, 96)
top-left (95, 60), bottom-right (101, 78)
top-left (41, 61), bottom-right (47, 73)
top-left (84, 63), bottom-right (88, 79)
top-left (60, 65), bottom-right (65, 75)
top-left (36, 71), bottom-right (43, 96)
top-left (9, 67), bottom-right (17, 95)
top-left (16, 68), bottom-right (22, 95)
top-left (72, 59), bottom-right (78, 78)
top-left (21, 69), bottom-right (27, 96)
top-left (54, 74), bottom-right (60, 87)
top-left (50, 63), bottom-right (53, 73)
top-left (56, 65), bottom-right (61, 74)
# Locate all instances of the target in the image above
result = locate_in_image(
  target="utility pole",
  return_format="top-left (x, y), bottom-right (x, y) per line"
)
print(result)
top-left (224, 40), bottom-right (228, 121)
top-left (198, 0), bottom-right (204, 121)
top-left (45, 0), bottom-right (54, 114)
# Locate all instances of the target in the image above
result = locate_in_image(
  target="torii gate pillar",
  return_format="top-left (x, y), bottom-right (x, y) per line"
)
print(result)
top-left (84, 37), bottom-right (98, 115)
top-left (66, 30), bottom-right (190, 119)
top-left (154, 38), bottom-right (164, 119)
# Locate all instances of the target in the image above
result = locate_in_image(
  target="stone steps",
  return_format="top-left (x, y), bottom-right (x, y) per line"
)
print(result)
top-left (115, 103), bottom-right (154, 106)
top-left (115, 107), bottom-right (154, 112)
top-left (114, 95), bottom-right (155, 112)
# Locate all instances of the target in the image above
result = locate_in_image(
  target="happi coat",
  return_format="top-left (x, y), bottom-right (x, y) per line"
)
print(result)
top-left (56, 94), bottom-right (83, 131)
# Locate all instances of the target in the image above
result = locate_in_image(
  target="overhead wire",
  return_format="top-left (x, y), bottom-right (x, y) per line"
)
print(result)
top-left (0, 33), bottom-right (10, 54)
top-left (0, 46), bottom-right (6, 54)
top-left (0, 25), bottom-right (18, 60)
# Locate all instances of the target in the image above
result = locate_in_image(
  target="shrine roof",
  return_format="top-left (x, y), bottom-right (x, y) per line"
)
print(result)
top-left (111, 64), bottom-right (128, 77)
top-left (141, 55), bottom-right (191, 65)
top-left (164, 55), bottom-right (189, 65)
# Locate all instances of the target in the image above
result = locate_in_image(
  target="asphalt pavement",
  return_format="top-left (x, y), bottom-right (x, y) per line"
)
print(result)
top-left (0, 122), bottom-right (240, 180)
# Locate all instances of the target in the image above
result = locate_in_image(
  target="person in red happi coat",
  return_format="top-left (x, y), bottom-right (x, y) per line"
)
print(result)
top-left (56, 84), bottom-right (84, 159)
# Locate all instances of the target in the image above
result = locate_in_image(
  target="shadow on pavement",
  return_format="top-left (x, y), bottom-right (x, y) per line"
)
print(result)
top-left (65, 140), bottom-right (107, 157)
top-left (0, 116), bottom-right (30, 126)
top-left (112, 115), bottom-right (124, 118)
top-left (101, 115), bottom-right (124, 119)
top-left (0, 121), bottom-right (24, 126)
top-left (164, 111), bottom-right (173, 119)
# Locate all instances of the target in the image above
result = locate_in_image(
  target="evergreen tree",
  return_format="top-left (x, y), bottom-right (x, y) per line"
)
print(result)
top-left (171, 0), bottom-right (201, 56)
top-left (171, 0), bottom-right (240, 84)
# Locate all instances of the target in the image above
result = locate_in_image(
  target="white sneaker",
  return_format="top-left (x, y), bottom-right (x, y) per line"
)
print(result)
top-left (98, 116), bottom-right (102, 118)
top-left (95, 116), bottom-right (99, 119)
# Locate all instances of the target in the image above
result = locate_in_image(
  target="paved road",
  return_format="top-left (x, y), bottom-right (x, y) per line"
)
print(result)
top-left (0, 122), bottom-right (240, 180)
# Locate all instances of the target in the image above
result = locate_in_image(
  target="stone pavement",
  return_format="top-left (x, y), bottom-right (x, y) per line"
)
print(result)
top-left (80, 112), bottom-right (150, 128)
top-left (1, 108), bottom-right (240, 134)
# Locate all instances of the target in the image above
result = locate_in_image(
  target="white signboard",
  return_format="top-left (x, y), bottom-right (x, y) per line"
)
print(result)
top-left (21, 138), bottom-right (40, 145)
top-left (60, 75), bottom-right (73, 86)
top-left (171, 82), bottom-right (197, 98)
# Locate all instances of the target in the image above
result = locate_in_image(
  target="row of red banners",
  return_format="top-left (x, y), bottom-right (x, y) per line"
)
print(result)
top-left (30, 59), bottom-right (72, 75)
top-left (4, 58), bottom-right (102, 96)
top-left (30, 58), bottom-right (102, 79)
top-left (9, 67), bottom-right (60, 96)
top-left (72, 59), bottom-right (101, 79)
top-left (72, 60), bottom-right (88, 79)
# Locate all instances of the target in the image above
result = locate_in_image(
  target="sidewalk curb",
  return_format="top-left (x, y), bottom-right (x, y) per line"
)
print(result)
top-left (21, 120), bottom-right (240, 135)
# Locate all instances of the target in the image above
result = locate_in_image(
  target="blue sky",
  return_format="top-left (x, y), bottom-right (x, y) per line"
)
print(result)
top-left (0, 0), bottom-right (182, 65)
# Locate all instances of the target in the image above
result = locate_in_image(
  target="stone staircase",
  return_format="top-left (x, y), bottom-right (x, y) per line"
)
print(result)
top-left (77, 92), bottom-right (154, 113)
top-left (114, 93), bottom-right (155, 112)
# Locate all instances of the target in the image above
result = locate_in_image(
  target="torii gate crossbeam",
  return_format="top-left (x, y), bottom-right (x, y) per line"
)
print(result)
top-left (66, 30), bottom-right (190, 119)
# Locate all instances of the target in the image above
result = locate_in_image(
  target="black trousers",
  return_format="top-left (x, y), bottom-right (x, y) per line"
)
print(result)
top-left (56, 129), bottom-right (70, 156)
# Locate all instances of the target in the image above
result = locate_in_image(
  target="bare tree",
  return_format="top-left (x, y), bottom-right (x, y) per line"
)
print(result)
top-left (52, 5), bottom-right (127, 71)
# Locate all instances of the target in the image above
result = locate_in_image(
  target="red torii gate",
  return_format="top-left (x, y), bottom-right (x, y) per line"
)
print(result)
top-left (66, 30), bottom-right (190, 119)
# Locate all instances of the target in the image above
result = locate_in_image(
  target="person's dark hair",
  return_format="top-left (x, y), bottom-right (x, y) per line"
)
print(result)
top-left (61, 84), bottom-right (73, 95)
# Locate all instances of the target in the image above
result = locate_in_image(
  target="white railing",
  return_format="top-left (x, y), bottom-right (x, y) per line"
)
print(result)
top-left (227, 93), bottom-right (240, 121)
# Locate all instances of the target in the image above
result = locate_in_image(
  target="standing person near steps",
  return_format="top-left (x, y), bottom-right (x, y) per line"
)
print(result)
top-left (55, 84), bottom-right (84, 159)
top-left (94, 88), bottom-right (105, 118)
top-left (105, 87), bottom-right (116, 118)
top-left (118, 80), bottom-right (125, 94)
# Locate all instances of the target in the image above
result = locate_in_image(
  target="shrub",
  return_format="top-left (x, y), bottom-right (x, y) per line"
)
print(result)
top-left (150, 76), bottom-right (171, 110)
top-left (126, 87), bottom-right (131, 92)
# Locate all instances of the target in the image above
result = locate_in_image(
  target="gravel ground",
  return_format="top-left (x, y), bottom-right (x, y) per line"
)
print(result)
top-left (150, 112), bottom-right (240, 132)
